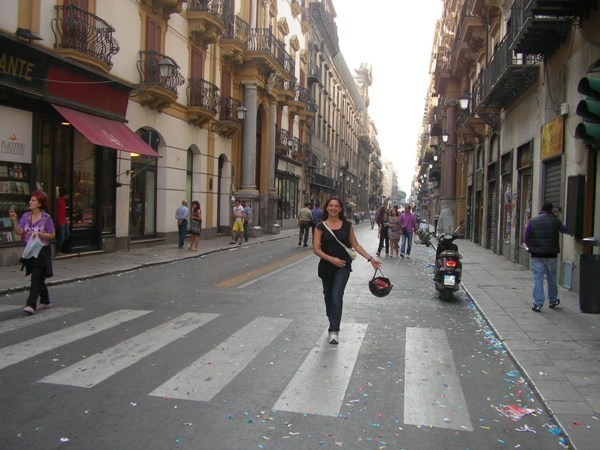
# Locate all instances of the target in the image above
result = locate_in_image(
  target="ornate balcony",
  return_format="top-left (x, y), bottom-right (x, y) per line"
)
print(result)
top-left (187, 0), bottom-right (227, 49)
top-left (134, 51), bottom-right (185, 111)
top-left (51, 4), bottom-right (119, 72)
top-left (275, 127), bottom-right (292, 157)
top-left (292, 85), bottom-right (317, 120)
top-left (274, 77), bottom-right (297, 105)
top-left (246, 28), bottom-right (295, 79)
top-left (145, 0), bottom-right (185, 19)
top-left (511, 0), bottom-right (590, 58)
top-left (187, 77), bottom-right (220, 126)
top-left (451, 10), bottom-right (485, 76)
top-left (472, 31), bottom-right (540, 122)
top-left (220, 16), bottom-right (249, 66)
top-left (210, 96), bottom-right (243, 137)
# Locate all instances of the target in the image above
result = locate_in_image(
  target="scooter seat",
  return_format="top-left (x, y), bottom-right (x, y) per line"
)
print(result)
top-left (439, 250), bottom-right (461, 259)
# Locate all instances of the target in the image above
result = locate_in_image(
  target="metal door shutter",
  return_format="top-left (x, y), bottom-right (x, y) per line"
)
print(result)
top-left (487, 181), bottom-right (498, 251)
top-left (543, 158), bottom-right (562, 208)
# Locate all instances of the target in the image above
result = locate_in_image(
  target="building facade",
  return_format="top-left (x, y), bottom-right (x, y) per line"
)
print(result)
top-left (0, 0), bottom-right (382, 265)
top-left (417, 0), bottom-right (599, 293)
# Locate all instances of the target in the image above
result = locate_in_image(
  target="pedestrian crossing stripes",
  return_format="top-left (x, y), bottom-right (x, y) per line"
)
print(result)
top-left (149, 316), bottom-right (293, 401)
top-left (0, 310), bottom-right (476, 431)
top-left (404, 327), bottom-right (473, 431)
top-left (0, 307), bottom-right (80, 335)
top-left (0, 310), bottom-right (151, 371)
top-left (273, 322), bottom-right (367, 417)
top-left (39, 313), bottom-right (220, 388)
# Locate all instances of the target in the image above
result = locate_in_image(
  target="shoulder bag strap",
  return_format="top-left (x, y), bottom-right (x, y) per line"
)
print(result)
top-left (322, 222), bottom-right (350, 251)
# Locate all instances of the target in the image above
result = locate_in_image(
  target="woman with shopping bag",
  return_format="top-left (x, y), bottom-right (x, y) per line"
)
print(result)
top-left (8, 190), bottom-right (56, 315)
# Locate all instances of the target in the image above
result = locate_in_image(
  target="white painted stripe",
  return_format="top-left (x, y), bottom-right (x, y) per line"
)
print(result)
top-left (39, 313), bottom-right (219, 388)
top-left (0, 305), bottom-right (20, 313)
top-left (149, 316), bottom-right (292, 401)
top-left (0, 310), bottom-right (151, 371)
top-left (237, 256), bottom-right (312, 288)
top-left (0, 307), bottom-right (80, 335)
top-left (273, 322), bottom-right (367, 417)
top-left (404, 327), bottom-right (473, 431)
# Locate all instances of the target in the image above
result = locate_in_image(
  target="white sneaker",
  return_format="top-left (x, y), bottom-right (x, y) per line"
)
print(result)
top-left (328, 332), bottom-right (339, 344)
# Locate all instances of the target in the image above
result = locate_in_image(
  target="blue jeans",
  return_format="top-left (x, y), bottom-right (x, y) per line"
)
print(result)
top-left (531, 257), bottom-right (558, 308)
top-left (321, 267), bottom-right (351, 332)
top-left (56, 224), bottom-right (70, 253)
top-left (178, 219), bottom-right (188, 247)
top-left (401, 232), bottom-right (413, 255)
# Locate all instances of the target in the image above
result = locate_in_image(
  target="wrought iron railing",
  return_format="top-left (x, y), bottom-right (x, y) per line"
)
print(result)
top-left (187, 0), bottom-right (227, 16)
top-left (218, 96), bottom-right (243, 121)
top-left (472, 30), bottom-right (539, 110)
top-left (188, 77), bottom-right (220, 112)
top-left (313, 173), bottom-right (334, 189)
top-left (223, 15), bottom-right (249, 44)
top-left (247, 28), bottom-right (295, 77)
top-left (137, 51), bottom-right (185, 94)
top-left (296, 85), bottom-right (317, 111)
top-left (52, 4), bottom-right (119, 67)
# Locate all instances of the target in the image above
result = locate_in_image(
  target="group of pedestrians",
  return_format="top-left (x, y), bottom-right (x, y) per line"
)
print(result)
top-left (374, 203), bottom-right (418, 259)
top-left (7, 187), bottom-right (570, 334)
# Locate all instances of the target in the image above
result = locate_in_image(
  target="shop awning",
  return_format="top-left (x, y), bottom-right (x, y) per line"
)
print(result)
top-left (52, 105), bottom-right (158, 157)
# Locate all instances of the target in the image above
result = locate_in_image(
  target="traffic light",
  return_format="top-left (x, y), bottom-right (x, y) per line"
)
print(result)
top-left (575, 77), bottom-right (600, 148)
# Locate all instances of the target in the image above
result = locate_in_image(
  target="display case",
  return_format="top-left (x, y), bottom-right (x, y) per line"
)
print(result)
top-left (0, 161), bottom-right (31, 244)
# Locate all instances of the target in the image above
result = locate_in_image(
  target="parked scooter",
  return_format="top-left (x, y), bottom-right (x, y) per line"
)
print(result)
top-left (434, 224), bottom-right (464, 298)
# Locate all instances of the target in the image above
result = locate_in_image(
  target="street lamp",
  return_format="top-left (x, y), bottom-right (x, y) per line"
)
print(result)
top-left (158, 57), bottom-right (175, 78)
top-left (236, 105), bottom-right (247, 120)
top-left (458, 92), bottom-right (470, 110)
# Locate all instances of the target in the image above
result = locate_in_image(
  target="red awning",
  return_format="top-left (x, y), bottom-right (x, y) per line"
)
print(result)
top-left (52, 105), bottom-right (158, 157)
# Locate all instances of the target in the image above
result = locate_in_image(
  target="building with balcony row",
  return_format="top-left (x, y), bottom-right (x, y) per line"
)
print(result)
top-left (0, 0), bottom-right (386, 265)
top-left (416, 0), bottom-right (599, 293)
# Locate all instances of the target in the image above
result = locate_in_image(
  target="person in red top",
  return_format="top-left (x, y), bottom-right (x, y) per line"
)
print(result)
top-left (55, 187), bottom-right (70, 255)
top-left (399, 204), bottom-right (418, 259)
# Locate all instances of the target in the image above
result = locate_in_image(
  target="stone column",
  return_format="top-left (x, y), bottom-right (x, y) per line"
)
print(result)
top-left (238, 81), bottom-right (259, 197)
top-left (267, 97), bottom-right (280, 233)
top-left (439, 100), bottom-right (457, 235)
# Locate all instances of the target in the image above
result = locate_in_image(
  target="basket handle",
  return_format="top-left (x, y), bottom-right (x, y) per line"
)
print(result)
top-left (373, 268), bottom-right (387, 278)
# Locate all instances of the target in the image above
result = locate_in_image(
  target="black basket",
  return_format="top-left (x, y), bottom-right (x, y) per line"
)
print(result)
top-left (369, 269), bottom-right (393, 297)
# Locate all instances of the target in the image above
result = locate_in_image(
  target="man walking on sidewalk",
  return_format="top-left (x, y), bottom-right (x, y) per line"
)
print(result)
top-left (175, 200), bottom-right (189, 249)
top-left (298, 202), bottom-right (312, 247)
top-left (524, 202), bottom-right (568, 312)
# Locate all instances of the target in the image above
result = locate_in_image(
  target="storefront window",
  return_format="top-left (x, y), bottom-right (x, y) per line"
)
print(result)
top-left (130, 154), bottom-right (157, 239)
top-left (276, 176), bottom-right (299, 220)
top-left (72, 131), bottom-right (96, 229)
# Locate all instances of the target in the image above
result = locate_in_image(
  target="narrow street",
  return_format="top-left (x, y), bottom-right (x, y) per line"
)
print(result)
top-left (0, 225), bottom-right (567, 449)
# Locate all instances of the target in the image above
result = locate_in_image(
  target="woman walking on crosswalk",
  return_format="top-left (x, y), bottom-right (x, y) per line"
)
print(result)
top-left (8, 190), bottom-right (56, 315)
top-left (313, 197), bottom-right (381, 344)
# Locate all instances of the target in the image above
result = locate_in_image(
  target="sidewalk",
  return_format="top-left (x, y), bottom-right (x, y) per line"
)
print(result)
top-left (1, 230), bottom-right (598, 449)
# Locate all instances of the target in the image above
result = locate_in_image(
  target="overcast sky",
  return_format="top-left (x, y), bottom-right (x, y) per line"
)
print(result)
top-left (333, 0), bottom-right (442, 195)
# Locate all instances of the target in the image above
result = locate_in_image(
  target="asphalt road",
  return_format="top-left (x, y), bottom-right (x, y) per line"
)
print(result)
top-left (0, 224), bottom-right (567, 449)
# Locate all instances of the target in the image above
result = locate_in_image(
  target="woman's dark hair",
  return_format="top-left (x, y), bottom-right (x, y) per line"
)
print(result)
top-left (322, 197), bottom-right (347, 222)
top-left (191, 200), bottom-right (200, 210)
top-left (31, 190), bottom-right (49, 210)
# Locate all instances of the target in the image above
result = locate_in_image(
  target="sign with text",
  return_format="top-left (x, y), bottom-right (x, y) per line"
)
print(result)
top-left (0, 106), bottom-right (32, 164)
top-left (541, 116), bottom-right (564, 160)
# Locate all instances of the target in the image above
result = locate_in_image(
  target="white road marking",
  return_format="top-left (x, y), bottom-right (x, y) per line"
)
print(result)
top-left (39, 313), bottom-right (219, 388)
top-left (0, 310), bottom-right (151, 371)
top-left (149, 316), bottom-right (292, 401)
top-left (273, 322), bottom-right (367, 417)
top-left (0, 307), bottom-right (80, 334)
top-left (404, 327), bottom-right (473, 431)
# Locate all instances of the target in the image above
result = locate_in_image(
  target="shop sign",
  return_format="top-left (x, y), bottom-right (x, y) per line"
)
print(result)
top-left (0, 35), bottom-right (47, 95)
top-left (0, 106), bottom-right (32, 164)
top-left (541, 116), bottom-right (564, 160)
